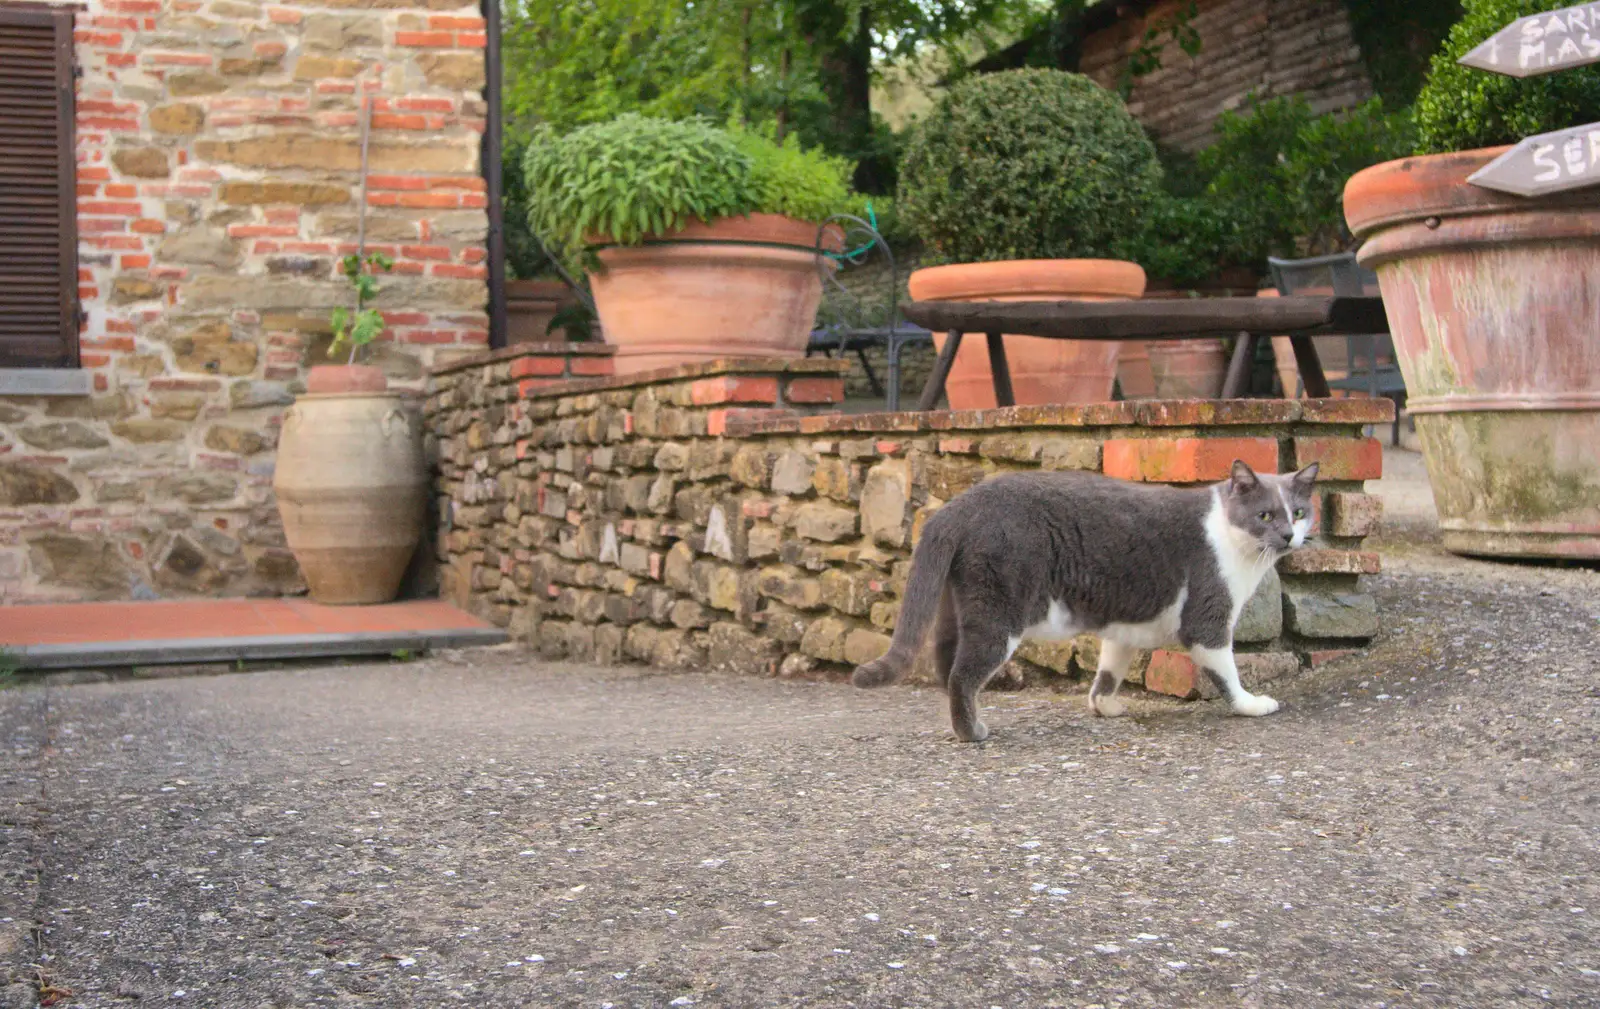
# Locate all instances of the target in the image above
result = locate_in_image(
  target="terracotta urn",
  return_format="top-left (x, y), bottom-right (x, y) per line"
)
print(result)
top-left (586, 214), bottom-right (843, 374)
top-left (506, 278), bottom-right (581, 345)
top-left (1147, 338), bottom-right (1229, 399)
top-left (274, 366), bottom-right (427, 604)
top-left (907, 259), bottom-right (1146, 409)
top-left (1345, 149), bottom-right (1600, 559)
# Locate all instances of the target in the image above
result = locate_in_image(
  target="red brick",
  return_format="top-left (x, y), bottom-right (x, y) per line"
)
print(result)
top-left (373, 113), bottom-right (429, 130)
top-left (401, 244), bottom-right (452, 261)
top-left (460, 192), bottom-right (488, 209)
top-left (569, 357), bottom-right (614, 377)
top-left (516, 378), bottom-right (561, 396)
top-left (428, 14), bottom-right (485, 29)
top-left (80, 200), bottom-right (143, 216)
top-left (938, 437), bottom-right (976, 454)
top-left (144, 51), bottom-right (214, 66)
top-left (457, 32), bottom-right (487, 47)
top-left (1145, 650), bottom-right (1199, 700)
top-left (397, 97), bottom-right (456, 112)
top-left (1277, 549), bottom-right (1380, 576)
top-left (103, 183), bottom-right (138, 198)
top-left (105, 53), bottom-right (137, 68)
top-left (1293, 437), bottom-right (1382, 481)
top-left (1325, 491), bottom-right (1383, 537)
top-left (118, 254), bottom-right (150, 269)
top-left (783, 376), bottom-right (845, 404)
top-left (690, 375), bottom-right (779, 406)
top-left (79, 353), bottom-right (111, 368)
top-left (227, 224), bottom-right (297, 238)
top-left (510, 355), bottom-right (565, 378)
top-left (1304, 649), bottom-right (1358, 668)
top-left (395, 30), bottom-right (453, 46)
top-left (267, 5), bottom-right (301, 22)
top-left (130, 219), bottom-right (165, 234)
top-left (1102, 436), bottom-right (1278, 483)
top-left (78, 167), bottom-right (112, 182)
top-left (432, 264), bottom-right (486, 279)
top-left (875, 441), bottom-right (903, 455)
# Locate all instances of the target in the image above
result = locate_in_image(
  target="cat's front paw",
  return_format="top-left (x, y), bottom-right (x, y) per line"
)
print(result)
top-left (954, 720), bottom-right (989, 743)
top-left (1231, 693), bottom-right (1280, 717)
top-left (1090, 694), bottom-right (1127, 718)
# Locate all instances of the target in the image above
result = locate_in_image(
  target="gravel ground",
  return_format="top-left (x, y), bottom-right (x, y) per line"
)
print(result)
top-left (2, 449), bottom-right (1598, 1008)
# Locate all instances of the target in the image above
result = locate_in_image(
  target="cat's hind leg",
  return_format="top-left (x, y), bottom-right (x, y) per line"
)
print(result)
top-left (1191, 644), bottom-right (1279, 717)
top-left (1088, 639), bottom-right (1136, 718)
top-left (945, 614), bottom-right (1014, 743)
top-left (931, 590), bottom-right (959, 693)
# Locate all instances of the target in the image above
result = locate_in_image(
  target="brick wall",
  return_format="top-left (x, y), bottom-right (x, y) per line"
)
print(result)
top-left (0, 0), bottom-right (490, 602)
top-left (428, 354), bottom-right (1392, 698)
top-left (1082, 0), bottom-right (1374, 152)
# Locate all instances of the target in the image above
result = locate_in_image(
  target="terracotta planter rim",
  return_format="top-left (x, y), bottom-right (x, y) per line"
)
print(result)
top-left (909, 259), bottom-right (1147, 302)
top-left (1343, 147), bottom-right (1600, 239)
top-left (586, 212), bottom-right (845, 254)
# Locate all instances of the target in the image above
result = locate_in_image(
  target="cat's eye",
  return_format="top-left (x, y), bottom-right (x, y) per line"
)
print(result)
top-left (1258, 511), bottom-right (1273, 522)
top-left (1293, 508), bottom-right (1307, 520)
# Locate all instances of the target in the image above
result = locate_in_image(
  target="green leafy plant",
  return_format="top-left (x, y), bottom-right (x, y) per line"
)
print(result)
top-left (1413, 0), bottom-right (1600, 153)
top-left (1200, 96), bottom-right (1413, 259)
top-left (523, 113), bottom-right (857, 257)
top-left (728, 119), bottom-right (854, 226)
top-left (897, 68), bottom-right (1163, 265)
top-left (525, 115), bottom-right (756, 251)
top-left (1128, 194), bottom-right (1252, 287)
top-left (328, 252), bottom-right (394, 363)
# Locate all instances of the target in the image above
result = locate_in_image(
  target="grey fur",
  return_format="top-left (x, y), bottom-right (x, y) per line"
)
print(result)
top-left (851, 460), bottom-right (1319, 741)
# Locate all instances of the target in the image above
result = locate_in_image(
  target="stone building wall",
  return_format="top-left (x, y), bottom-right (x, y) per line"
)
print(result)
top-left (428, 351), bottom-right (1391, 699)
top-left (1082, 0), bottom-right (1375, 152)
top-left (0, 0), bottom-right (489, 602)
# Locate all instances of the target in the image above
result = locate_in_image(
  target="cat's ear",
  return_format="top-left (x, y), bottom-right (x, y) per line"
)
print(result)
top-left (1229, 459), bottom-right (1260, 493)
top-left (1291, 462), bottom-right (1320, 489)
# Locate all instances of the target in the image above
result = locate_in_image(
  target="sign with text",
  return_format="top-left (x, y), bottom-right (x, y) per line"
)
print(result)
top-left (1458, 2), bottom-right (1600, 77)
top-left (1468, 120), bottom-right (1600, 196)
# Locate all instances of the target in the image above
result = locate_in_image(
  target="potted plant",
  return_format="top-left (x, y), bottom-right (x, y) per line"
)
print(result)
top-left (273, 252), bottom-right (429, 604)
top-left (524, 115), bottom-right (849, 374)
top-left (897, 69), bottom-right (1160, 409)
top-left (1343, 0), bottom-right (1600, 559)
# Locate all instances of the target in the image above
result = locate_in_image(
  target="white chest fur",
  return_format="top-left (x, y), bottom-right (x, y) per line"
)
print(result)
top-left (1203, 487), bottom-right (1280, 624)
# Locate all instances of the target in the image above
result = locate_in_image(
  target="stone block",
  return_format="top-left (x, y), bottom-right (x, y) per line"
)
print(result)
top-left (748, 524), bottom-right (781, 560)
top-left (1284, 589), bottom-right (1378, 640)
top-left (670, 599), bottom-right (712, 629)
top-left (1145, 649), bottom-right (1199, 699)
top-left (1234, 567), bottom-right (1282, 643)
top-left (812, 457), bottom-right (855, 501)
top-left (663, 541), bottom-right (694, 592)
top-left (794, 502), bottom-right (857, 543)
top-left (1278, 549), bottom-right (1380, 576)
top-left (1325, 492), bottom-right (1383, 537)
top-left (27, 535), bottom-right (127, 592)
top-left (799, 616), bottom-right (851, 662)
top-left (16, 422), bottom-right (108, 451)
top-left (757, 566), bottom-right (824, 609)
top-left (771, 450), bottom-right (814, 496)
top-left (859, 459), bottom-right (910, 547)
top-left (730, 446), bottom-right (772, 489)
top-left (111, 146), bottom-right (169, 178)
top-left (150, 103), bottom-right (205, 134)
top-left (1040, 437), bottom-right (1102, 471)
top-left (818, 568), bottom-right (883, 616)
top-left (1293, 437), bottom-right (1382, 481)
top-left (843, 628), bottom-right (892, 666)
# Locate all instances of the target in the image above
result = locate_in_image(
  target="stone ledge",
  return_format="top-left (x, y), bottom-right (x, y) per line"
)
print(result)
top-left (430, 341), bottom-right (615, 377)
top-left (724, 397), bottom-right (1396, 439)
top-left (463, 356), bottom-right (852, 399)
top-left (0, 368), bottom-right (93, 397)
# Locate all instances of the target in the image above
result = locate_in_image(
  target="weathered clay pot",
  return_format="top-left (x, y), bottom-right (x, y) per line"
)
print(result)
top-left (587, 214), bottom-right (842, 374)
top-left (1345, 149), bottom-right (1600, 559)
top-left (1147, 338), bottom-right (1228, 398)
top-left (274, 383), bottom-right (427, 604)
top-left (506, 278), bottom-right (580, 345)
top-left (1116, 341), bottom-right (1157, 399)
top-left (909, 259), bottom-right (1146, 409)
top-left (306, 364), bottom-right (387, 394)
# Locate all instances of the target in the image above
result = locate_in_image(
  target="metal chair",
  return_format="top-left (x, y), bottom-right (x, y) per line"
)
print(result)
top-left (1268, 253), bottom-right (1408, 446)
top-left (807, 211), bottom-right (931, 411)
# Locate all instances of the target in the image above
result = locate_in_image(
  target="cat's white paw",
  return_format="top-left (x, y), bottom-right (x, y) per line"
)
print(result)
top-left (1232, 693), bottom-right (1280, 717)
top-left (1091, 694), bottom-right (1127, 718)
top-left (957, 721), bottom-right (989, 743)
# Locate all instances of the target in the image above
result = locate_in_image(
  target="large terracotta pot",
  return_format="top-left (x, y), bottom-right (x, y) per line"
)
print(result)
top-left (908, 259), bottom-right (1146, 409)
top-left (506, 278), bottom-right (579, 345)
top-left (1345, 149), bottom-right (1600, 559)
top-left (1147, 338), bottom-right (1228, 398)
top-left (274, 370), bottom-right (427, 604)
top-left (1116, 341), bottom-right (1157, 399)
top-left (587, 214), bottom-right (841, 374)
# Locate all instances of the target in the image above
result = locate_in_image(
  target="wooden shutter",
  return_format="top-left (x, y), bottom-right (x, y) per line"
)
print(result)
top-left (0, 3), bottom-right (78, 368)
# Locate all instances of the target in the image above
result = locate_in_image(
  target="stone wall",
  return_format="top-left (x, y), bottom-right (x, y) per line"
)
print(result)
top-left (1082, 0), bottom-right (1374, 152)
top-left (428, 352), bottom-right (1392, 699)
top-left (0, 0), bottom-right (489, 602)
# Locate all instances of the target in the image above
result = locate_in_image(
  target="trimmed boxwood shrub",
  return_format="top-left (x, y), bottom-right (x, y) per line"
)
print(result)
top-left (1414, 0), bottom-right (1600, 154)
top-left (897, 69), bottom-right (1163, 264)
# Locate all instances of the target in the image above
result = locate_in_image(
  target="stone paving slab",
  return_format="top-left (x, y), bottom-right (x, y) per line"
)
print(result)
top-left (1, 543), bottom-right (1597, 1007)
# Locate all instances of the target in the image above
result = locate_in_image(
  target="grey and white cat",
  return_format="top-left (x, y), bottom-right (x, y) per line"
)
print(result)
top-left (852, 459), bottom-right (1319, 742)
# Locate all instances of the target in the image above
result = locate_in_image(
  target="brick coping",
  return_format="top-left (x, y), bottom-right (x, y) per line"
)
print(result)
top-left (432, 355), bottom-right (852, 395)
top-left (725, 397), bottom-right (1397, 437)
top-left (430, 341), bottom-right (616, 376)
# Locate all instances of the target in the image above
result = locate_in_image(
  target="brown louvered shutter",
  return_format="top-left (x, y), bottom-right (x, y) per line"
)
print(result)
top-left (0, 3), bottom-right (78, 368)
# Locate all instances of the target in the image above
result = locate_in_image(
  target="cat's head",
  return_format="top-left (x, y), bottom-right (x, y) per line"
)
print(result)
top-left (1223, 460), bottom-right (1319, 554)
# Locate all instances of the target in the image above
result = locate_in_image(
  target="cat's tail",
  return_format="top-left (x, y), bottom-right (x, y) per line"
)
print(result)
top-left (851, 523), bottom-right (957, 689)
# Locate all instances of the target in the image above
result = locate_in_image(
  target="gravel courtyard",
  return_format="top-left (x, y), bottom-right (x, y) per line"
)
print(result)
top-left (2, 449), bottom-right (1597, 1008)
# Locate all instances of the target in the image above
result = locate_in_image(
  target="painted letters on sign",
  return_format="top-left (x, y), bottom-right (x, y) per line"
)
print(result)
top-left (1458, 2), bottom-right (1600, 76)
top-left (1468, 121), bottom-right (1600, 196)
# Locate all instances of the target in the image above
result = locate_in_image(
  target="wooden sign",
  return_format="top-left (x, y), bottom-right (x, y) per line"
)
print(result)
top-left (1458, 2), bottom-right (1600, 77)
top-left (1468, 120), bottom-right (1600, 196)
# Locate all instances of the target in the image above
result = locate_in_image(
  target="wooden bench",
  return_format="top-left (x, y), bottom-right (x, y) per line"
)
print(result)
top-left (899, 295), bottom-right (1390, 410)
